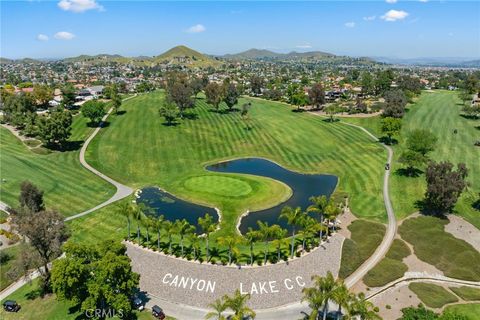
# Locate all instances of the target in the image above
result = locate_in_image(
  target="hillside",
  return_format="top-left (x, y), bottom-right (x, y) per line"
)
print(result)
top-left (153, 45), bottom-right (222, 67)
top-left (223, 48), bottom-right (335, 60)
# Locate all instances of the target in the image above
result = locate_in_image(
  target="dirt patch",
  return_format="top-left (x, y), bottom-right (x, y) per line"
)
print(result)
top-left (371, 284), bottom-right (422, 320)
top-left (445, 215), bottom-right (480, 250)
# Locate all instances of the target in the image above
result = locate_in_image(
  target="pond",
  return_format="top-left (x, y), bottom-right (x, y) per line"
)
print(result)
top-left (136, 187), bottom-right (219, 233)
top-left (136, 158), bottom-right (338, 234)
top-left (207, 158), bottom-right (338, 233)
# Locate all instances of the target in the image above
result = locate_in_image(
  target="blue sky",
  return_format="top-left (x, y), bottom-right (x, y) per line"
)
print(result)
top-left (1, 1), bottom-right (479, 59)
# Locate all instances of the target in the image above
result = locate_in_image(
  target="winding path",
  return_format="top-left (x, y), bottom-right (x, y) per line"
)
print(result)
top-left (1, 106), bottom-right (398, 319)
top-left (65, 95), bottom-right (137, 221)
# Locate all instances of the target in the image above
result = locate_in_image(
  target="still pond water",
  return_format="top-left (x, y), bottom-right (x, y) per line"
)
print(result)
top-left (136, 158), bottom-right (338, 234)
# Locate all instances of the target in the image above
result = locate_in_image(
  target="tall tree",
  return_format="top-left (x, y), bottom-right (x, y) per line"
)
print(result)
top-left (14, 209), bottom-right (67, 292)
top-left (257, 221), bottom-right (272, 264)
top-left (116, 202), bottom-right (132, 240)
top-left (165, 72), bottom-right (194, 115)
top-left (111, 84), bottom-right (122, 114)
top-left (250, 75), bottom-right (264, 96)
top-left (307, 196), bottom-right (329, 244)
top-left (61, 83), bottom-right (76, 108)
top-left (19, 180), bottom-right (45, 212)
top-left (198, 213), bottom-right (217, 261)
top-left (159, 101), bottom-right (180, 125)
top-left (191, 77), bottom-right (206, 100)
top-left (280, 206), bottom-right (304, 258)
top-left (424, 161), bottom-right (468, 213)
top-left (223, 82), bottom-right (240, 111)
top-left (51, 241), bottom-right (140, 318)
top-left (383, 90), bottom-right (407, 118)
top-left (174, 219), bottom-right (195, 257)
top-left (244, 228), bottom-right (259, 265)
top-left (37, 109), bottom-right (72, 148)
top-left (308, 83), bottom-right (326, 110)
top-left (205, 82), bottom-right (224, 111)
top-left (222, 289), bottom-right (256, 320)
top-left (217, 235), bottom-right (242, 265)
top-left (380, 117), bottom-right (402, 144)
top-left (406, 129), bottom-right (438, 156)
top-left (81, 100), bottom-right (106, 125)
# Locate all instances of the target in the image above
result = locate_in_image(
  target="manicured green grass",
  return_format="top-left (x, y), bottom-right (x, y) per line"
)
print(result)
top-left (409, 282), bottom-right (458, 308)
top-left (0, 243), bottom-right (33, 291)
top-left (444, 303), bottom-right (480, 319)
top-left (86, 91), bottom-right (386, 236)
top-left (339, 219), bottom-right (386, 279)
top-left (399, 216), bottom-right (480, 281)
top-left (363, 239), bottom-right (410, 287)
top-left (343, 91), bottom-right (480, 228)
top-left (0, 114), bottom-right (115, 216)
top-left (450, 287), bottom-right (480, 301)
top-left (0, 279), bottom-right (154, 320)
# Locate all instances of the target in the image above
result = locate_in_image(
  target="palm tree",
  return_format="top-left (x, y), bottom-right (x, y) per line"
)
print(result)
top-left (348, 293), bottom-right (381, 320)
top-left (280, 206), bottom-right (304, 258)
top-left (307, 195), bottom-right (328, 243)
top-left (324, 199), bottom-right (341, 233)
top-left (257, 221), bottom-right (272, 264)
top-left (205, 298), bottom-right (227, 320)
top-left (188, 233), bottom-right (200, 260)
top-left (302, 286), bottom-right (323, 320)
top-left (298, 215), bottom-right (318, 251)
top-left (244, 228), bottom-right (259, 265)
top-left (198, 213), bottom-right (218, 262)
top-left (143, 215), bottom-right (155, 245)
top-left (132, 205), bottom-right (143, 244)
top-left (116, 202), bottom-right (132, 240)
top-left (217, 235), bottom-right (242, 265)
top-left (162, 220), bottom-right (175, 253)
top-left (332, 281), bottom-right (353, 320)
top-left (223, 289), bottom-right (256, 320)
top-left (175, 219), bottom-right (195, 257)
top-left (155, 215), bottom-right (165, 251)
top-left (311, 271), bottom-right (341, 320)
top-left (270, 225), bottom-right (288, 262)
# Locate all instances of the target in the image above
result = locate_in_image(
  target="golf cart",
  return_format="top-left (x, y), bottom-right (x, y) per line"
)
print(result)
top-left (3, 300), bottom-right (20, 312)
top-left (152, 305), bottom-right (166, 319)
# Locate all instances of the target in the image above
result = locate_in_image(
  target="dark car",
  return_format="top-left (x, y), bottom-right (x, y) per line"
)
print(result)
top-left (152, 305), bottom-right (166, 319)
top-left (132, 297), bottom-right (144, 311)
top-left (3, 300), bottom-right (20, 312)
top-left (385, 163), bottom-right (390, 170)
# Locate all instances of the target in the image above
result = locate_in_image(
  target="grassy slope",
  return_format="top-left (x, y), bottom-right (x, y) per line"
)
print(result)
top-left (399, 216), bottom-right (480, 281)
top-left (86, 91), bottom-right (386, 236)
top-left (409, 282), bottom-right (458, 308)
top-left (363, 238), bottom-right (410, 287)
top-left (444, 303), bottom-right (480, 320)
top-left (339, 219), bottom-right (386, 279)
top-left (450, 287), bottom-right (480, 301)
top-left (344, 91), bottom-right (480, 228)
top-left (0, 113), bottom-right (115, 216)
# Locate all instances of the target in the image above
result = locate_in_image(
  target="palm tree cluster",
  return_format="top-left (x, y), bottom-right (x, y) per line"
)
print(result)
top-left (302, 272), bottom-right (381, 320)
top-left (206, 289), bottom-right (256, 320)
top-left (119, 194), bottom-right (343, 265)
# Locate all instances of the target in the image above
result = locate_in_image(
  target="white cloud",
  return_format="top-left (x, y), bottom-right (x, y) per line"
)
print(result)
top-left (186, 24), bottom-right (206, 33)
top-left (37, 34), bottom-right (49, 41)
top-left (344, 22), bottom-right (356, 28)
top-left (386, 0), bottom-right (398, 3)
top-left (296, 44), bottom-right (312, 49)
top-left (363, 16), bottom-right (376, 21)
top-left (54, 31), bottom-right (75, 40)
top-left (448, 32), bottom-right (454, 37)
top-left (58, 0), bottom-right (103, 13)
top-left (381, 10), bottom-right (409, 22)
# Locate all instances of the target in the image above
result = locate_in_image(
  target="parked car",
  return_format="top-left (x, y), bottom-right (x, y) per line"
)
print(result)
top-left (132, 297), bottom-right (144, 311)
top-left (385, 163), bottom-right (390, 170)
top-left (3, 300), bottom-right (20, 312)
top-left (152, 305), bottom-right (166, 319)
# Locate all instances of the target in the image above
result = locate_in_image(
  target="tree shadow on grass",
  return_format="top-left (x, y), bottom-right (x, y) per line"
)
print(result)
top-left (321, 118), bottom-right (340, 123)
top-left (379, 136), bottom-right (398, 145)
top-left (24, 286), bottom-right (43, 300)
top-left (475, 126), bottom-right (480, 131)
top-left (161, 121), bottom-right (180, 127)
top-left (114, 110), bottom-right (127, 116)
top-left (473, 198), bottom-right (480, 211)
top-left (414, 199), bottom-right (451, 221)
top-left (291, 108), bottom-right (306, 113)
top-left (87, 121), bottom-right (110, 128)
top-left (182, 111), bottom-right (198, 120)
top-left (460, 114), bottom-right (480, 120)
top-left (395, 167), bottom-right (423, 178)
top-left (45, 140), bottom-right (83, 152)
